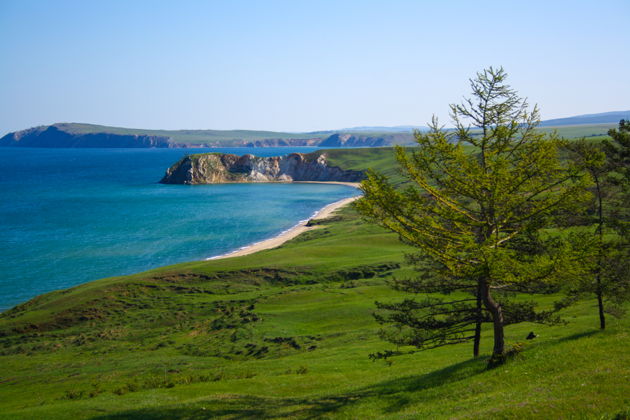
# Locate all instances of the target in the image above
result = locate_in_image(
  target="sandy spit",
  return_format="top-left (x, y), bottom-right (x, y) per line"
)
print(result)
top-left (207, 187), bottom-right (362, 261)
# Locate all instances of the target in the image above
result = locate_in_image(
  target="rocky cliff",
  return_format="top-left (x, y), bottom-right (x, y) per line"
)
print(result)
top-left (0, 125), bottom-right (172, 148)
top-left (244, 138), bottom-right (322, 147)
top-left (159, 152), bottom-right (365, 184)
top-left (318, 132), bottom-right (413, 147)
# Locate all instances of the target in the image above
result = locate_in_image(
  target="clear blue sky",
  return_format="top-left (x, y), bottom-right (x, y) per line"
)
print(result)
top-left (1, 0), bottom-right (628, 135)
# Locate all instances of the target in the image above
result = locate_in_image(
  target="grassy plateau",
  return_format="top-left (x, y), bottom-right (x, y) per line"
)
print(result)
top-left (0, 148), bottom-right (628, 419)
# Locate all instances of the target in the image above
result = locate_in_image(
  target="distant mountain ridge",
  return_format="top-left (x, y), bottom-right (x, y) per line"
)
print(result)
top-left (1, 110), bottom-right (627, 148)
top-left (337, 125), bottom-right (429, 133)
top-left (539, 110), bottom-right (630, 127)
top-left (0, 123), bottom-right (415, 148)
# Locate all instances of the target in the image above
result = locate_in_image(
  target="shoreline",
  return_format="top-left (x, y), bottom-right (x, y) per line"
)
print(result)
top-left (293, 181), bottom-right (361, 188)
top-left (207, 192), bottom-right (362, 260)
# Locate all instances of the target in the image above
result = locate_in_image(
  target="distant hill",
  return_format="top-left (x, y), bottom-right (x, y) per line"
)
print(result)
top-left (539, 110), bottom-right (629, 127)
top-left (0, 123), bottom-right (324, 148)
top-left (2, 111), bottom-right (627, 148)
top-left (338, 125), bottom-right (429, 133)
top-left (0, 123), bottom-right (414, 148)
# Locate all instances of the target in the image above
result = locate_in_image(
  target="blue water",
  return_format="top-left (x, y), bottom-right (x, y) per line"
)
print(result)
top-left (0, 147), bottom-right (358, 310)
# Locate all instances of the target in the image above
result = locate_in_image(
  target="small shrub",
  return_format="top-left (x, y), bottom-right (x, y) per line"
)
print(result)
top-left (88, 383), bottom-right (103, 398)
top-left (126, 382), bottom-right (139, 392)
top-left (112, 387), bottom-right (128, 396)
top-left (63, 390), bottom-right (85, 400)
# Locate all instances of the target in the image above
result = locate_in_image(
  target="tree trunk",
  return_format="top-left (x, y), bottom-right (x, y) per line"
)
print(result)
top-left (597, 288), bottom-right (606, 330)
top-left (594, 175), bottom-right (606, 330)
top-left (481, 281), bottom-right (504, 356)
top-left (473, 282), bottom-right (482, 358)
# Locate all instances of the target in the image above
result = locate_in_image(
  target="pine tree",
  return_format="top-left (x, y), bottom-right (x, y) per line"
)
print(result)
top-left (567, 140), bottom-right (614, 328)
top-left (604, 119), bottom-right (630, 236)
top-left (565, 124), bottom-right (630, 328)
top-left (356, 67), bottom-right (589, 364)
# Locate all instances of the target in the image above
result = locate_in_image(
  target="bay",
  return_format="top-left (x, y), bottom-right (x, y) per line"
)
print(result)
top-left (0, 147), bottom-right (357, 310)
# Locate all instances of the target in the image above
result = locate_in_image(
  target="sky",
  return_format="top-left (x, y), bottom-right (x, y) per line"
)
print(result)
top-left (0, 0), bottom-right (629, 135)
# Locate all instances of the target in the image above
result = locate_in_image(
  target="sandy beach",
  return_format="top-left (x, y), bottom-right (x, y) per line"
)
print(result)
top-left (294, 181), bottom-right (361, 188)
top-left (208, 191), bottom-right (362, 260)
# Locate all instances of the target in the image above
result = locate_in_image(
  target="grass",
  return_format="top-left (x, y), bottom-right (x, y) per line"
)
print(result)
top-left (540, 123), bottom-right (617, 139)
top-left (324, 147), bottom-right (404, 183)
top-left (54, 123), bottom-right (322, 144)
top-left (0, 203), bottom-right (628, 419)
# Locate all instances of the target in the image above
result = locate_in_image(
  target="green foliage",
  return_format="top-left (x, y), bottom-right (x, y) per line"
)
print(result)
top-left (564, 125), bottom-right (630, 328)
top-left (604, 119), bottom-right (630, 235)
top-left (357, 67), bottom-right (590, 360)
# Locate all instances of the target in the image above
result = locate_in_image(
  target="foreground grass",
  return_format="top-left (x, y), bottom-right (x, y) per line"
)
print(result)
top-left (1, 206), bottom-right (628, 419)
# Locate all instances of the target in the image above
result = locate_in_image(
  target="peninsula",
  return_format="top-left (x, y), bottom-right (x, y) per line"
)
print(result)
top-left (160, 152), bottom-right (365, 184)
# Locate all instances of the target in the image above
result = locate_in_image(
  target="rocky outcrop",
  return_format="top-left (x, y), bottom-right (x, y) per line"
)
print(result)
top-left (244, 138), bottom-right (322, 147)
top-left (0, 125), bottom-right (172, 148)
top-left (159, 152), bottom-right (364, 184)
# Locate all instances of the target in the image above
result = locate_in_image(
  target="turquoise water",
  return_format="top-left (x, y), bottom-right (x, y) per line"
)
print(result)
top-left (0, 147), bottom-right (358, 310)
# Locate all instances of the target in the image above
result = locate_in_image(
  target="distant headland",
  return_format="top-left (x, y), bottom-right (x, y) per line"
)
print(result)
top-left (0, 123), bottom-right (414, 149)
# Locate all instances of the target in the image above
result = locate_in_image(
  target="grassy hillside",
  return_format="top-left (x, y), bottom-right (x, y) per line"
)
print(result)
top-left (1, 203), bottom-right (628, 419)
top-left (59, 122), bottom-right (620, 143)
top-left (321, 147), bottom-right (404, 184)
top-left (540, 123), bottom-right (618, 139)
top-left (54, 123), bottom-right (321, 145)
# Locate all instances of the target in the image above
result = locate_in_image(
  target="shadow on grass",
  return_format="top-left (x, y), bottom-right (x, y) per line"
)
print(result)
top-left (91, 357), bottom-right (485, 419)
top-left (556, 329), bottom-right (600, 343)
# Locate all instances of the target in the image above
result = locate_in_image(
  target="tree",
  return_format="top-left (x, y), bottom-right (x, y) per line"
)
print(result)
top-left (565, 124), bottom-right (630, 329)
top-left (604, 119), bottom-right (630, 236)
top-left (371, 252), bottom-right (485, 358)
top-left (371, 250), bottom-right (558, 360)
top-left (566, 140), bottom-right (615, 329)
top-left (356, 67), bottom-right (588, 364)
top-left (604, 119), bottom-right (630, 311)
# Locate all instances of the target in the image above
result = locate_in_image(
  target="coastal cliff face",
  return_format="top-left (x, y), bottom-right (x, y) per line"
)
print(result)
top-left (319, 133), bottom-right (388, 147)
top-left (318, 133), bottom-right (413, 147)
top-left (160, 153), bottom-right (365, 184)
top-left (0, 125), bottom-right (171, 148)
top-left (244, 138), bottom-right (322, 147)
